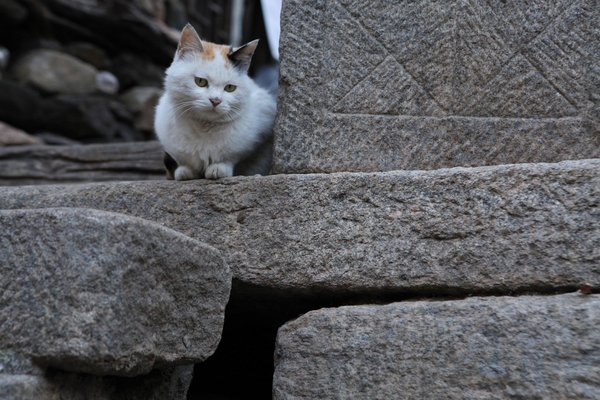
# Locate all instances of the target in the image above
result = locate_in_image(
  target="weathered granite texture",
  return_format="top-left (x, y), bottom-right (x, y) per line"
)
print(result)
top-left (0, 208), bottom-right (231, 376)
top-left (0, 160), bottom-right (597, 296)
top-left (273, 0), bottom-right (600, 173)
top-left (0, 142), bottom-right (164, 186)
top-left (0, 352), bottom-right (193, 400)
top-left (273, 294), bottom-right (600, 399)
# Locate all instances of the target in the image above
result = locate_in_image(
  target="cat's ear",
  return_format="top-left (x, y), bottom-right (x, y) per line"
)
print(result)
top-left (228, 39), bottom-right (259, 72)
top-left (176, 23), bottom-right (204, 59)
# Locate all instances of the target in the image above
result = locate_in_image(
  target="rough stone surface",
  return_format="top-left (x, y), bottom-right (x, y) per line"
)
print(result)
top-left (0, 208), bottom-right (231, 376)
top-left (0, 351), bottom-right (193, 400)
top-left (0, 141), bottom-right (164, 185)
top-left (13, 49), bottom-right (98, 94)
top-left (273, 294), bottom-right (600, 399)
top-left (0, 160), bottom-right (597, 296)
top-left (273, 0), bottom-right (600, 173)
top-left (0, 121), bottom-right (42, 146)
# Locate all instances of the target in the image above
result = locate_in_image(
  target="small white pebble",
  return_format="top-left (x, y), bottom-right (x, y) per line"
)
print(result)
top-left (0, 47), bottom-right (10, 70)
top-left (95, 70), bottom-right (120, 94)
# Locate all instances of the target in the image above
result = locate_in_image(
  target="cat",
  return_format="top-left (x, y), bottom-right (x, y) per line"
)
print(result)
top-left (154, 23), bottom-right (276, 180)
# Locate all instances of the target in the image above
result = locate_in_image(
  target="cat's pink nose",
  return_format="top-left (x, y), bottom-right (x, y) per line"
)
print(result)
top-left (209, 98), bottom-right (222, 107)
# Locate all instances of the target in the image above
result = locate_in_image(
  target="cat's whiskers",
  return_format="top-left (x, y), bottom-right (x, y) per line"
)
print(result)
top-left (173, 100), bottom-right (198, 119)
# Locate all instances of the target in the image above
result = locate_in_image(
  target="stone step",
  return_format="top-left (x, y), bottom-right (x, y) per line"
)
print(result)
top-left (273, 293), bottom-right (600, 399)
top-left (0, 141), bottom-right (165, 186)
top-left (0, 208), bottom-right (231, 376)
top-left (0, 159), bottom-right (597, 298)
top-left (0, 352), bottom-right (192, 400)
top-left (273, 0), bottom-right (600, 173)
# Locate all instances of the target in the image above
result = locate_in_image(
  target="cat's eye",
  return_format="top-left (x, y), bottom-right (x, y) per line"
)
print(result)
top-left (224, 84), bottom-right (237, 92)
top-left (195, 77), bottom-right (208, 87)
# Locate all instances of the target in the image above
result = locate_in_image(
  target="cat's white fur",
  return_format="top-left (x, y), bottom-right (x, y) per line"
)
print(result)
top-left (154, 24), bottom-right (276, 180)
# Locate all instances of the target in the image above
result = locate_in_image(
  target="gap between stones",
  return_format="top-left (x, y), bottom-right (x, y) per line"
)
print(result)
top-left (187, 279), bottom-right (585, 399)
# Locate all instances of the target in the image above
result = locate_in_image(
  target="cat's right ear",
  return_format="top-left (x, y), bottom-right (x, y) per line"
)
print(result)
top-left (176, 23), bottom-right (203, 59)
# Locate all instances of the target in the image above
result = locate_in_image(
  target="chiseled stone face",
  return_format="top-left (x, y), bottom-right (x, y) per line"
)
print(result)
top-left (274, 294), bottom-right (600, 399)
top-left (273, 0), bottom-right (600, 173)
top-left (0, 208), bottom-right (231, 376)
top-left (0, 160), bottom-right (598, 296)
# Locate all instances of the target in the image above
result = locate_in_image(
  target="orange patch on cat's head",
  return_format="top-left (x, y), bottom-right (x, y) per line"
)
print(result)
top-left (177, 24), bottom-right (232, 67)
top-left (198, 41), bottom-right (232, 68)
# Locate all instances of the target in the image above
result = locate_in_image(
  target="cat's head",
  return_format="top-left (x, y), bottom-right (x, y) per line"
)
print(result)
top-left (164, 24), bottom-right (258, 122)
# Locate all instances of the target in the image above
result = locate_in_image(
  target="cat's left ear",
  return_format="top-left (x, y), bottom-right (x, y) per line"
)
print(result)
top-left (228, 39), bottom-right (259, 72)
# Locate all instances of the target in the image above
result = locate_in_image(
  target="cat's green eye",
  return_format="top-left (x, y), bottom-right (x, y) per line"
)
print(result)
top-left (195, 77), bottom-right (208, 87)
top-left (224, 84), bottom-right (237, 93)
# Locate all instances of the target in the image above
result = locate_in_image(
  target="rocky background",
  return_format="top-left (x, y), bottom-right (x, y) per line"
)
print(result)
top-left (1, 1), bottom-right (598, 400)
top-left (0, 0), bottom-right (271, 146)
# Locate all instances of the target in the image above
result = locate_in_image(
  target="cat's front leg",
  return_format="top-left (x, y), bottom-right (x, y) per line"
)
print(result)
top-left (205, 163), bottom-right (233, 179)
top-left (174, 165), bottom-right (199, 181)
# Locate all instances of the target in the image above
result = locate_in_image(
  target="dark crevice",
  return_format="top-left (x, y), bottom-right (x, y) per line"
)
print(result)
top-left (186, 280), bottom-right (582, 399)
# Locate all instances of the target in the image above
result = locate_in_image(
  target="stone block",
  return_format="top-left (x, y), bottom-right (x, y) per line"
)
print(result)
top-left (273, 0), bottom-right (600, 173)
top-left (0, 208), bottom-right (231, 376)
top-left (0, 160), bottom-right (597, 297)
top-left (273, 294), bottom-right (600, 399)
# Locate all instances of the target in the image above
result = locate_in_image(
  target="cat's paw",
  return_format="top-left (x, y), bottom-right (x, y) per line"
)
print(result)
top-left (205, 163), bottom-right (233, 179)
top-left (174, 166), bottom-right (196, 181)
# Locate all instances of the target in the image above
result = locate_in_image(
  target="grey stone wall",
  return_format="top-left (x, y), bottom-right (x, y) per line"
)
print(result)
top-left (273, 0), bottom-right (600, 173)
top-left (274, 294), bottom-right (600, 399)
top-left (1, 1), bottom-right (599, 398)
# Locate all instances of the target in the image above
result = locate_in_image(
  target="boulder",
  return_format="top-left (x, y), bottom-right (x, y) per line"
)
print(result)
top-left (0, 208), bottom-right (231, 376)
top-left (0, 352), bottom-right (193, 400)
top-left (121, 87), bottom-right (164, 132)
top-left (0, 159), bottom-right (597, 297)
top-left (0, 80), bottom-right (140, 142)
top-left (65, 41), bottom-right (111, 69)
top-left (12, 49), bottom-right (98, 94)
top-left (273, 294), bottom-right (600, 399)
top-left (0, 121), bottom-right (42, 146)
top-left (44, 0), bottom-right (177, 65)
top-left (273, 0), bottom-right (600, 173)
top-left (0, 141), bottom-right (164, 185)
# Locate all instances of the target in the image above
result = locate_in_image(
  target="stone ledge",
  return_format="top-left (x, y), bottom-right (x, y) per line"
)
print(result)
top-left (0, 159), bottom-right (598, 296)
top-left (273, 293), bottom-right (600, 399)
top-left (0, 208), bottom-right (231, 376)
top-left (0, 141), bottom-right (164, 186)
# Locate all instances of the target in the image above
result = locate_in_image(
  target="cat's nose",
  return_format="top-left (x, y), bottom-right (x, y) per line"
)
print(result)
top-left (209, 98), bottom-right (222, 107)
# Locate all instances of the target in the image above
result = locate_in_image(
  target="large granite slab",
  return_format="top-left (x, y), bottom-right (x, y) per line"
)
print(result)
top-left (0, 208), bottom-right (231, 376)
top-left (0, 159), bottom-right (597, 296)
top-left (273, 293), bottom-right (600, 399)
top-left (273, 0), bottom-right (600, 173)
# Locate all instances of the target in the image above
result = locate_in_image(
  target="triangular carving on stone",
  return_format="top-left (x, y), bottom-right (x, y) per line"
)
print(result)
top-left (457, 54), bottom-right (577, 118)
top-left (332, 55), bottom-right (447, 116)
top-left (320, 1), bottom-right (388, 106)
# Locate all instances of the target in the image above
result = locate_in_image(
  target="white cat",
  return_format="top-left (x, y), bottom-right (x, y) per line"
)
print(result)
top-left (154, 24), bottom-right (276, 180)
